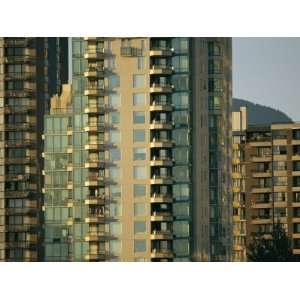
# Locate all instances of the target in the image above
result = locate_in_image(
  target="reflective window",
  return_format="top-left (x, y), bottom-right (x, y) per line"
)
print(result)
top-left (133, 129), bottom-right (145, 142)
top-left (133, 93), bottom-right (147, 106)
top-left (134, 240), bottom-right (146, 252)
top-left (134, 203), bottom-right (146, 216)
top-left (133, 148), bottom-right (146, 160)
top-left (134, 184), bottom-right (146, 197)
top-left (133, 74), bottom-right (146, 88)
top-left (133, 166), bottom-right (147, 179)
top-left (133, 111), bottom-right (145, 124)
top-left (134, 221), bottom-right (146, 234)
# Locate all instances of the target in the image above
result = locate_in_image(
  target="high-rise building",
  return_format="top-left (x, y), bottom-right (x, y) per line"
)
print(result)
top-left (43, 37), bottom-right (232, 262)
top-left (232, 107), bottom-right (300, 260)
top-left (232, 107), bottom-right (247, 261)
top-left (0, 37), bottom-right (68, 261)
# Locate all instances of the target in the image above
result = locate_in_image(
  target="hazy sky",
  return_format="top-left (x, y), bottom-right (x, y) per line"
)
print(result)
top-left (233, 37), bottom-right (300, 121)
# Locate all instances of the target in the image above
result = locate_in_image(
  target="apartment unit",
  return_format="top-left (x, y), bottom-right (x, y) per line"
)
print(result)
top-left (43, 37), bottom-right (232, 262)
top-left (0, 38), bottom-right (68, 261)
top-left (232, 107), bottom-right (300, 260)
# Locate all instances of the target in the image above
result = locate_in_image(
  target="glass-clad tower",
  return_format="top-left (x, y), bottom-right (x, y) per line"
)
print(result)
top-left (43, 37), bottom-right (232, 261)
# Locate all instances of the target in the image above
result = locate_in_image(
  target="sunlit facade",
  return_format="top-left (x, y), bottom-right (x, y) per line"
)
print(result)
top-left (43, 37), bottom-right (232, 261)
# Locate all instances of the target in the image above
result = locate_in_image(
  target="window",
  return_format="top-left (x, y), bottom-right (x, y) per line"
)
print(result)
top-left (134, 184), bottom-right (146, 197)
top-left (172, 56), bottom-right (189, 72)
top-left (172, 93), bottom-right (189, 109)
top-left (109, 167), bottom-right (121, 180)
top-left (110, 185), bottom-right (121, 198)
top-left (274, 176), bottom-right (287, 186)
top-left (137, 57), bottom-right (145, 70)
top-left (173, 239), bottom-right (189, 256)
top-left (109, 112), bottom-right (120, 124)
top-left (133, 93), bottom-right (147, 106)
top-left (109, 222), bottom-right (122, 235)
top-left (208, 79), bottom-right (223, 92)
top-left (108, 93), bottom-right (121, 108)
top-left (133, 74), bottom-right (146, 88)
top-left (133, 166), bottom-right (147, 179)
top-left (134, 240), bottom-right (146, 252)
top-left (109, 240), bottom-right (121, 255)
top-left (172, 75), bottom-right (189, 91)
top-left (109, 129), bottom-right (120, 143)
top-left (173, 221), bottom-right (189, 237)
top-left (133, 129), bottom-right (145, 142)
top-left (108, 75), bottom-right (120, 89)
top-left (134, 203), bottom-right (146, 216)
top-left (208, 41), bottom-right (221, 56)
top-left (134, 221), bottom-right (146, 234)
top-left (109, 148), bottom-right (120, 161)
top-left (133, 148), bottom-right (146, 160)
top-left (108, 204), bottom-right (122, 217)
top-left (273, 145), bottom-right (287, 155)
top-left (133, 111), bottom-right (145, 124)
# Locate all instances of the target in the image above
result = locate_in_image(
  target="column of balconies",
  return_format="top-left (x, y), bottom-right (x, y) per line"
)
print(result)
top-left (84, 37), bottom-right (107, 261)
top-left (2, 38), bottom-right (38, 261)
top-left (149, 38), bottom-right (174, 261)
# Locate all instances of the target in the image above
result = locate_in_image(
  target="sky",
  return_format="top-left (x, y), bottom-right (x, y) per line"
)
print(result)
top-left (233, 37), bottom-right (300, 121)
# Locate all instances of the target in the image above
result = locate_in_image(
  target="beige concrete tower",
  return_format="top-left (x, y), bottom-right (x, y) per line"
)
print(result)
top-left (43, 37), bottom-right (232, 262)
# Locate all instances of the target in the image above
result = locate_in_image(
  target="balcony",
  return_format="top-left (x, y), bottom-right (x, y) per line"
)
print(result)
top-left (3, 103), bottom-right (36, 114)
top-left (4, 139), bottom-right (35, 148)
top-left (251, 217), bottom-right (272, 225)
top-left (85, 215), bottom-right (105, 224)
top-left (150, 101), bottom-right (173, 112)
top-left (84, 69), bottom-right (105, 78)
top-left (84, 252), bottom-right (106, 261)
top-left (150, 194), bottom-right (173, 203)
top-left (150, 175), bottom-right (173, 185)
top-left (251, 187), bottom-right (272, 193)
top-left (84, 175), bottom-right (105, 187)
top-left (84, 231), bottom-right (105, 242)
top-left (150, 120), bottom-right (172, 130)
top-left (85, 196), bottom-right (105, 205)
top-left (5, 191), bottom-right (30, 198)
top-left (84, 160), bottom-right (105, 169)
top-left (84, 105), bottom-right (106, 114)
top-left (4, 123), bottom-right (34, 131)
top-left (232, 186), bottom-right (240, 193)
top-left (252, 171), bottom-right (272, 178)
top-left (84, 88), bottom-right (105, 97)
top-left (292, 155), bottom-right (300, 161)
top-left (5, 174), bottom-right (30, 182)
top-left (0, 207), bottom-right (36, 215)
top-left (84, 49), bottom-right (105, 60)
top-left (151, 211), bottom-right (173, 222)
top-left (5, 157), bottom-right (31, 164)
top-left (251, 155), bottom-right (272, 162)
top-left (151, 249), bottom-right (173, 259)
top-left (85, 142), bottom-right (105, 151)
top-left (150, 65), bottom-right (173, 75)
top-left (150, 83), bottom-right (173, 93)
top-left (150, 139), bottom-right (173, 148)
top-left (84, 123), bottom-right (105, 132)
top-left (150, 156), bottom-right (173, 167)
top-left (233, 245), bottom-right (243, 252)
top-left (150, 47), bottom-right (173, 57)
top-left (232, 172), bottom-right (242, 179)
top-left (84, 37), bottom-right (97, 42)
top-left (232, 158), bottom-right (241, 165)
top-left (150, 230), bottom-right (173, 240)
